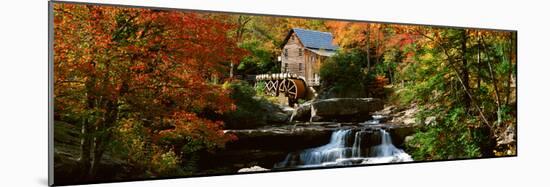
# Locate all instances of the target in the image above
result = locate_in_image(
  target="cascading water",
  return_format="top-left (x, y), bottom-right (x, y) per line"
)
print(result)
top-left (274, 119), bottom-right (413, 168)
top-left (363, 114), bottom-right (384, 125)
top-left (363, 129), bottom-right (413, 164)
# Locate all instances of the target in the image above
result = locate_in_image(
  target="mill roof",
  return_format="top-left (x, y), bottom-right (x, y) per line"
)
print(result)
top-left (283, 28), bottom-right (338, 51)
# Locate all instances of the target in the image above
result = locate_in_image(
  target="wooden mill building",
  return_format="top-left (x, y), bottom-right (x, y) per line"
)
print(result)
top-left (280, 28), bottom-right (338, 86)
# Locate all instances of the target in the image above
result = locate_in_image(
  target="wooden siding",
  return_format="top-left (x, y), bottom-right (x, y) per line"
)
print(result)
top-left (281, 32), bottom-right (325, 86)
top-left (281, 33), bottom-right (306, 77)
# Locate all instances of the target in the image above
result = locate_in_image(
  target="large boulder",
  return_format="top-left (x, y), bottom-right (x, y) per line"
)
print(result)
top-left (255, 100), bottom-right (300, 124)
top-left (387, 103), bottom-right (424, 127)
top-left (202, 124), bottom-right (335, 172)
top-left (310, 98), bottom-right (383, 122)
top-left (387, 125), bottom-right (415, 146)
top-left (225, 98), bottom-right (293, 129)
top-left (214, 123), bottom-right (415, 172)
top-left (289, 101), bottom-right (312, 122)
top-left (264, 104), bottom-right (293, 124)
top-left (223, 125), bottom-right (333, 150)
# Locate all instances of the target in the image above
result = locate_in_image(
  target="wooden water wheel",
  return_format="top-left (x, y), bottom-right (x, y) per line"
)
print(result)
top-left (256, 74), bottom-right (308, 107)
top-left (284, 78), bottom-right (306, 106)
top-left (278, 79), bottom-right (287, 95)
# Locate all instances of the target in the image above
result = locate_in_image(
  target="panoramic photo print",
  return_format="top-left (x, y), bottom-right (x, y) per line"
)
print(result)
top-left (51, 2), bottom-right (517, 185)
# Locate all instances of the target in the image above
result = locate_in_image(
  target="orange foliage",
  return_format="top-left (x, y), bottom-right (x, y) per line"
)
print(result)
top-left (54, 4), bottom-right (244, 153)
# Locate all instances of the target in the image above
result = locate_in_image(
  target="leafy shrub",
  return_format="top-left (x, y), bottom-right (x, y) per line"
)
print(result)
top-left (253, 81), bottom-right (267, 97)
top-left (319, 51), bottom-right (368, 98)
top-left (151, 149), bottom-right (184, 176)
top-left (222, 81), bottom-right (275, 129)
top-left (405, 107), bottom-right (484, 160)
top-left (112, 118), bottom-right (150, 168)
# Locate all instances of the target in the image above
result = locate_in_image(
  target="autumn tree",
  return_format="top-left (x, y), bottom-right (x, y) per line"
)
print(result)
top-left (54, 4), bottom-right (244, 179)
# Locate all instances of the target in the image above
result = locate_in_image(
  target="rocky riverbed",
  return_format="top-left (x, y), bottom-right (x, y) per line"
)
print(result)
top-left (208, 121), bottom-right (416, 172)
top-left (201, 98), bottom-right (422, 173)
top-left (54, 97), bottom-right (423, 178)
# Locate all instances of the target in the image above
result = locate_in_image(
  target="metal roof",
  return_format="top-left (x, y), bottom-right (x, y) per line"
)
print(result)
top-left (284, 28), bottom-right (338, 51)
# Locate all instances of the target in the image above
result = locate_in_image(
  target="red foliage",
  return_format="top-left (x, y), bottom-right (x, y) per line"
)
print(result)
top-left (54, 4), bottom-right (244, 153)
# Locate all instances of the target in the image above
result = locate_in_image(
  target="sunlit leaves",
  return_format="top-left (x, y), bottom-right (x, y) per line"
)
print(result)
top-left (54, 4), bottom-right (245, 174)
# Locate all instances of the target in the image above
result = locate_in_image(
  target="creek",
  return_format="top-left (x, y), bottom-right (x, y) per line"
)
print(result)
top-left (273, 116), bottom-right (413, 169)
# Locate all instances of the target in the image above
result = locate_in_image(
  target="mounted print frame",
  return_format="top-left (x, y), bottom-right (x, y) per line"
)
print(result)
top-left (49, 1), bottom-right (517, 186)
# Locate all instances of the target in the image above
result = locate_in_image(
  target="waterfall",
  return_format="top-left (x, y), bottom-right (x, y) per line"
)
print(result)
top-left (289, 110), bottom-right (296, 123)
top-left (364, 129), bottom-right (413, 164)
top-left (352, 131), bottom-right (366, 158)
top-left (372, 129), bottom-right (395, 157)
top-left (298, 129), bottom-right (352, 166)
top-left (275, 128), bottom-right (412, 168)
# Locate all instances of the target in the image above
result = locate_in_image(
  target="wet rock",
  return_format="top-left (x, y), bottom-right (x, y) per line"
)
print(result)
top-left (289, 101), bottom-right (312, 122)
top-left (224, 125), bottom-right (333, 150)
top-left (373, 105), bottom-right (395, 116)
top-left (238, 166), bottom-right (270, 173)
top-left (310, 98), bottom-right (383, 122)
top-left (371, 115), bottom-right (390, 123)
top-left (366, 130), bottom-right (382, 147)
top-left (268, 111), bottom-right (290, 123)
top-left (224, 97), bottom-right (295, 129)
top-left (388, 125), bottom-right (415, 146)
top-left (280, 106), bottom-right (295, 116)
top-left (219, 122), bottom-right (418, 171)
top-left (264, 102), bottom-right (292, 124)
top-left (214, 124), bottom-right (336, 172)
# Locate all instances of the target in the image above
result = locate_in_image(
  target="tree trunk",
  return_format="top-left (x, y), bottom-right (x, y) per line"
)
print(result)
top-left (461, 30), bottom-right (471, 108)
top-left (422, 30), bottom-right (492, 133)
top-left (88, 100), bottom-right (118, 179)
top-left (79, 119), bottom-right (93, 180)
top-left (375, 26), bottom-right (381, 66)
top-left (79, 69), bottom-right (97, 180)
top-left (481, 35), bottom-right (502, 126)
top-left (230, 63), bottom-right (234, 78)
top-left (477, 31), bottom-right (482, 92)
top-left (364, 25), bottom-right (371, 73)
top-left (230, 15), bottom-right (251, 79)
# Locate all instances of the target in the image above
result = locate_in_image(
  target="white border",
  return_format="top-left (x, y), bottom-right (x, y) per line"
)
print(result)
top-left (2, 0), bottom-right (550, 187)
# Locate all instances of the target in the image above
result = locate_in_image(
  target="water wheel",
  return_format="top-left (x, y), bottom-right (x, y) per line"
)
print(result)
top-left (278, 79), bottom-right (287, 95)
top-left (284, 79), bottom-right (306, 106)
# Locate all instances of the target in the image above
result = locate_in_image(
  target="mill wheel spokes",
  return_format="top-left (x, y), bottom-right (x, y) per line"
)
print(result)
top-left (258, 76), bottom-right (307, 107)
top-left (278, 79), bottom-right (287, 95)
top-left (284, 79), bottom-right (306, 100)
top-left (287, 81), bottom-right (297, 99)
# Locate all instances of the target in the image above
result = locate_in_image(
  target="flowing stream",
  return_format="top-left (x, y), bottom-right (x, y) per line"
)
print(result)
top-left (274, 118), bottom-right (413, 168)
